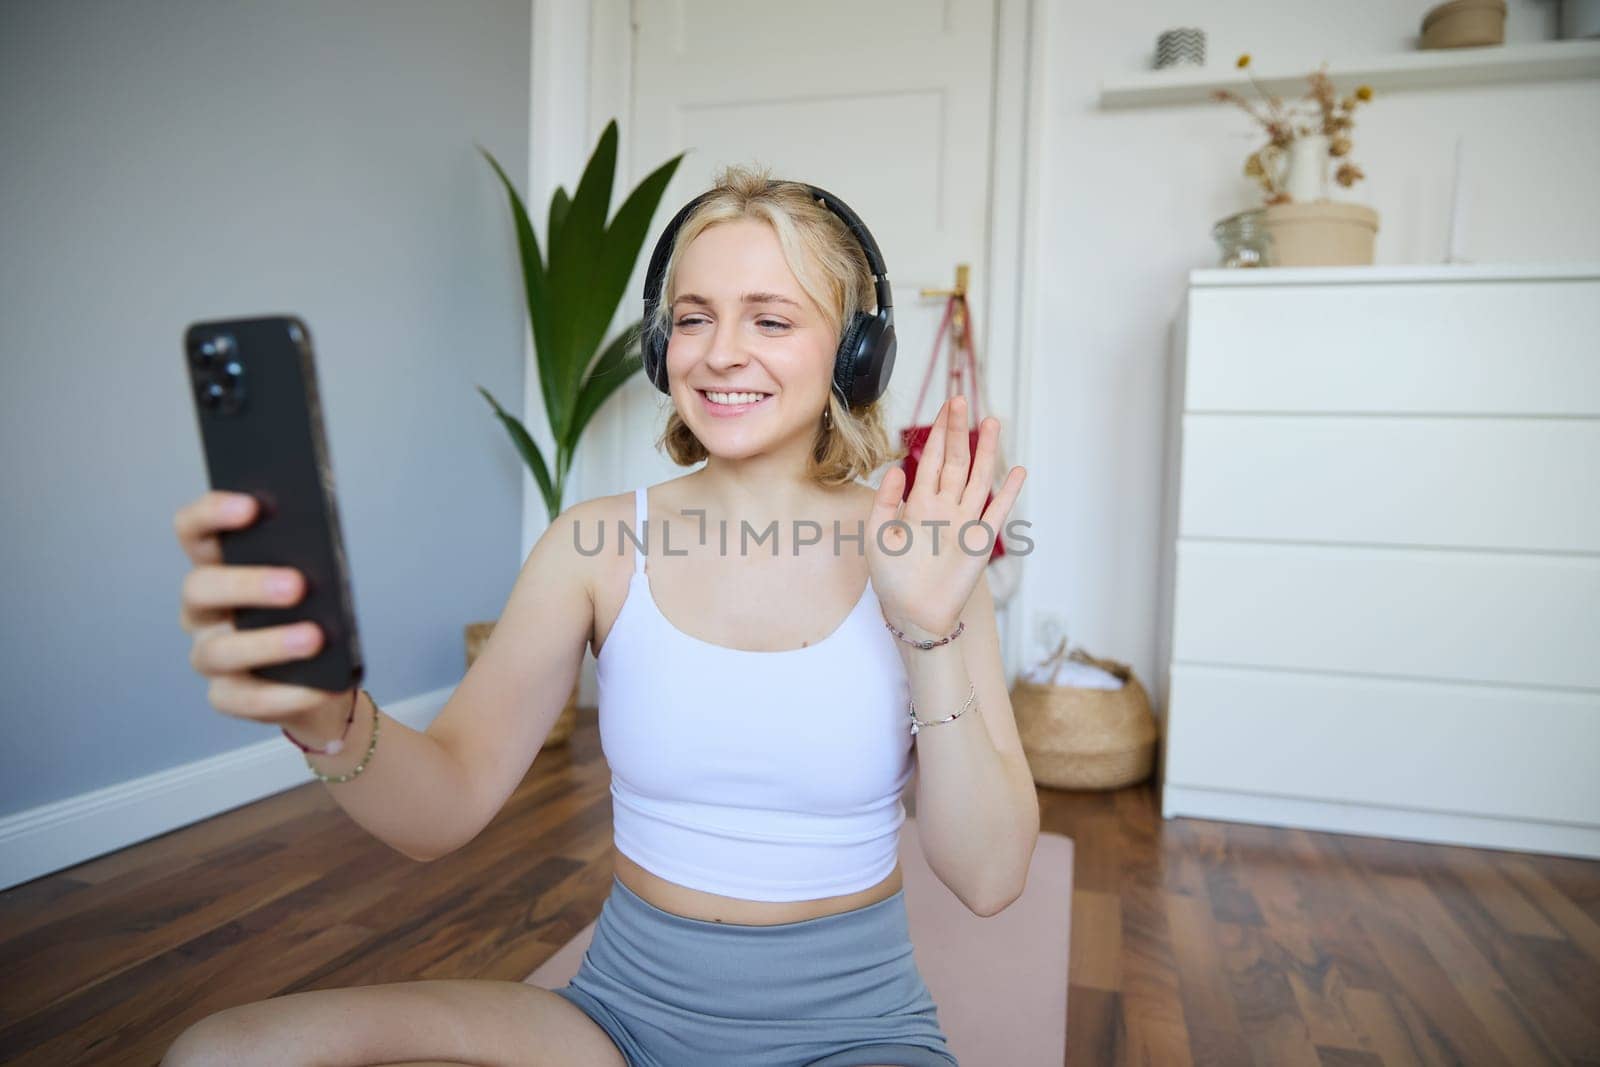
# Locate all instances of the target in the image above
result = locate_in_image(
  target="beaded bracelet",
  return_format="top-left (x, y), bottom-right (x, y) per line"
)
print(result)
top-left (908, 682), bottom-right (976, 735)
top-left (882, 615), bottom-right (966, 650)
top-left (305, 691), bottom-right (381, 784)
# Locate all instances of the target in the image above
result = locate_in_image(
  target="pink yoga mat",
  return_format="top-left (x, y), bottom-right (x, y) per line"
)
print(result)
top-left (526, 817), bottom-right (1073, 1064)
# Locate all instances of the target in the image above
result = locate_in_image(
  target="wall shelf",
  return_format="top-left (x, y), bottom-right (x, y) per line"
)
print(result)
top-left (1099, 38), bottom-right (1600, 109)
top-left (1188, 261), bottom-right (1600, 287)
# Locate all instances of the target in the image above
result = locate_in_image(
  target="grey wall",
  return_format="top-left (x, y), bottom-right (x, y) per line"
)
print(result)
top-left (0, 0), bottom-right (532, 814)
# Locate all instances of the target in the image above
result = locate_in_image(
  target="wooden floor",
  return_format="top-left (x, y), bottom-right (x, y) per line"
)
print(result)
top-left (1, 712), bottom-right (1597, 1066)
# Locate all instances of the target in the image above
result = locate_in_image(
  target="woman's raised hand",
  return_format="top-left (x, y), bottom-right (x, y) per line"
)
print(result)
top-left (866, 394), bottom-right (1025, 640)
top-left (173, 490), bottom-right (354, 737)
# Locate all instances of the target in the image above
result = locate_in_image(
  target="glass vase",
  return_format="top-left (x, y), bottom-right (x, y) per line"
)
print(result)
top-left (1212, 209), bottom-right (1271, 268)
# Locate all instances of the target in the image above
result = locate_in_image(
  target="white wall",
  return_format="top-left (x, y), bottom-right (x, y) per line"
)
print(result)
top-left (0, 0), bottom-right (530, 818)
top-left (1026, 0), bottom-right (1600, 697)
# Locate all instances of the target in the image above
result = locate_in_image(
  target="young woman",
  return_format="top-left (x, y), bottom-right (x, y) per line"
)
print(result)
top-left (164, 166), bottom-right (1035, 1067)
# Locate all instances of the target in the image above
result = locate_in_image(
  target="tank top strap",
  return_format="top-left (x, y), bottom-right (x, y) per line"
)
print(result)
top-left (633, 486), bottom-right (647, 575)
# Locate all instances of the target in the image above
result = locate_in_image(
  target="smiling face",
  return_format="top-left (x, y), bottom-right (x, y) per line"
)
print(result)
top-left (665, 217), bottom-right (840, 461)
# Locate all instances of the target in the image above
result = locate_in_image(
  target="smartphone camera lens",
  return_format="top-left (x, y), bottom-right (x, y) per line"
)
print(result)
top-left (191, 333), bottom-right (245, 414)
top-left (191, 333), bottom-right (235, 369)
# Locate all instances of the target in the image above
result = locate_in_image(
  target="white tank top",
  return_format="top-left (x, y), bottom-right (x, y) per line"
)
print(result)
top-left (595, 485), bottom-right (914, 902)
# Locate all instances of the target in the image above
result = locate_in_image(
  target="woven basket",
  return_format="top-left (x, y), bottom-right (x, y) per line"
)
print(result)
top-left (1012, 640), bottom-right (1157, 790)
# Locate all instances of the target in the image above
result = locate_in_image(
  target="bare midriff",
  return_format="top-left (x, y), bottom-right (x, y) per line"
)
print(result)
top-left (611, 844), bottom-right (904, 925)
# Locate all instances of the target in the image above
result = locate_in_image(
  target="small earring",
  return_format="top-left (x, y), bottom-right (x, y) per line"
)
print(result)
top-left (822, 407), bottom-right (831, 427)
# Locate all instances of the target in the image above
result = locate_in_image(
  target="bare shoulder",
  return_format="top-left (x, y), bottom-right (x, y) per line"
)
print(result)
top-left (544, 490), bottom-right (635, 606)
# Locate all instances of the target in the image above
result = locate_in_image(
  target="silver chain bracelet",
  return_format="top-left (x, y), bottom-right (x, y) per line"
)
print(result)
top-left (908, 682), bottom-right (976, 735)
top-left (883, 615), bottom-right (965, 650)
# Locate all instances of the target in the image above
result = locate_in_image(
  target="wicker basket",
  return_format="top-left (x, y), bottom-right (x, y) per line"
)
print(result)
top-left (1012, 640), bottom-right (1157, 790)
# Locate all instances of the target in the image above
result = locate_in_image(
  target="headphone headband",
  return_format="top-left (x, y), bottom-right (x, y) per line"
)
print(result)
top-left (806, 184), bottom-right (893, 314)
top-left (640, 179), bottom-right (897, 406)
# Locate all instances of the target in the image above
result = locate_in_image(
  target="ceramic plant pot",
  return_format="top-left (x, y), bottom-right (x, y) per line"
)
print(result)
top-left (1262, 201), bottom-right (1380, 267)
top-left (1420, 0), bottom-right (1507, 48)
top-left (1560, 0), bottom-right (1600, 38)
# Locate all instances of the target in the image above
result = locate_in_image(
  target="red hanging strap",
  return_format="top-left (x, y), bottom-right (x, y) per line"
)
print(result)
top-left (955, 295), bottom-right (984, 424)
top-left (909, 295), bottom-right (956, 425)
top-left (898, 290), bottom-right (1005, 559)
top-left (909, 294), bottom-right (984, 430)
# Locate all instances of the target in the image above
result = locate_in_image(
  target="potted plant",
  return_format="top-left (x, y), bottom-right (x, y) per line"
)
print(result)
top-left (471, 120), bottom-right (684, 746)
top-left (1214, 55), bottom-right (1379, 266)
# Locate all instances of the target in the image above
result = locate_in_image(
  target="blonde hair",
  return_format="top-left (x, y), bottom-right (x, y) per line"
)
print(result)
top-left (650, 163), bottom-right (901, 487)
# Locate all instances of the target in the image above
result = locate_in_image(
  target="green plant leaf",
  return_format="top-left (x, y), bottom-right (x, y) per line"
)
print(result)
top-left (477, 147), bottom-right (561, 443)
top-left (546, 121), bottom-right (620, 421)
top-left (479, 122), bottom-right (681, 519)
top-left (570, 320), bottom-right (644, 446)
top-left (548, 184), bottom-right (571, 255)
top-left (477, 385), bottom-right (558, 518)
top-left (584, 151), bottom-right (686, 366)
top-left (555, 121), bottom-right (618, 272)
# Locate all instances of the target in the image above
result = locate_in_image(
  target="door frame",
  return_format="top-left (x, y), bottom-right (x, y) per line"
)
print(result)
top-left (522, 0), bottom-right (1048, 680)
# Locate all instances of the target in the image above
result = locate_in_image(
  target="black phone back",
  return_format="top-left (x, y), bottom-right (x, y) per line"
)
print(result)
top-left (183, 315), bottom-right (363, 692)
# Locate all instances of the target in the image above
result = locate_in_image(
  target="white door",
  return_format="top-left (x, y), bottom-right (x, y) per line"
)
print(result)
top-left (616, 0), bottom-right (1003, 490)
top-left (533, 0), bottom-right (1039, 708)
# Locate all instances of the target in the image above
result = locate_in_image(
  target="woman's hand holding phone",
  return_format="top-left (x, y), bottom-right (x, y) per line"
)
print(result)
top-left (175, 489), bottom-right (355, 741)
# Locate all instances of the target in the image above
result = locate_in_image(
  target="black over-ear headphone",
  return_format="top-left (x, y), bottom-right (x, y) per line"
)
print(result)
top-left (640, 181), bottom-right (896, 406)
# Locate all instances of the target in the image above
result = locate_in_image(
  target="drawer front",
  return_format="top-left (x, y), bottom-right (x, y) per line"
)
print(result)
top-left (1178, 415), bottom-right (1600, 552)
top-left (1186, 280), bottom-right (1600, 415)
top-left (1171, 541), bottom-right (1600, 690)
top-left (1164, 663), bottom-right (1600, 826)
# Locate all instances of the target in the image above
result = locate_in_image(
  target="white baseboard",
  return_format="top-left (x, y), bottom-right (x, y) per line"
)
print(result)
top-left (1162, 784), bottom-right (1600, 860)
top-left (0, 687), bottom-right (452, 892)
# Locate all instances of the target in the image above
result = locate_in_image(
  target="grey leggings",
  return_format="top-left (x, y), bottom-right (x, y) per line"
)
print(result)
top-left (550, 875), bottom-right (959, 1066)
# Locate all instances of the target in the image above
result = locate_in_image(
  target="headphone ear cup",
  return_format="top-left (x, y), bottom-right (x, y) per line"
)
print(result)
top-left (640, 191), bottom-right (715, 396)
top-left (840, 314), bottom-right (895, 406)
top-left (643, 320), bottom-right (670, 393)
top-left (833, 313), bottom-right (870, 400)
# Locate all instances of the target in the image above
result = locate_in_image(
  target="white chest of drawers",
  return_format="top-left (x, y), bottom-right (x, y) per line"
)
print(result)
top-left (1155, 263), bottom-right (1600, 858)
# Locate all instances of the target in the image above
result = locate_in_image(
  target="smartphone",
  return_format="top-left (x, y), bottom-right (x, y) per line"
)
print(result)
top-left (183, 315), bottom-right (364, 692)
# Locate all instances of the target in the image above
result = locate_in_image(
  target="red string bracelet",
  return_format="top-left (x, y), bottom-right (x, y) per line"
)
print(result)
top-left (281, 688), bottom-right (360, 756)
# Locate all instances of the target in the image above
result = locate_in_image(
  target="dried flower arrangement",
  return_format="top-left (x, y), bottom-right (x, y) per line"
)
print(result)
top-left (1213, 54), bottom-right (1374, 205)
